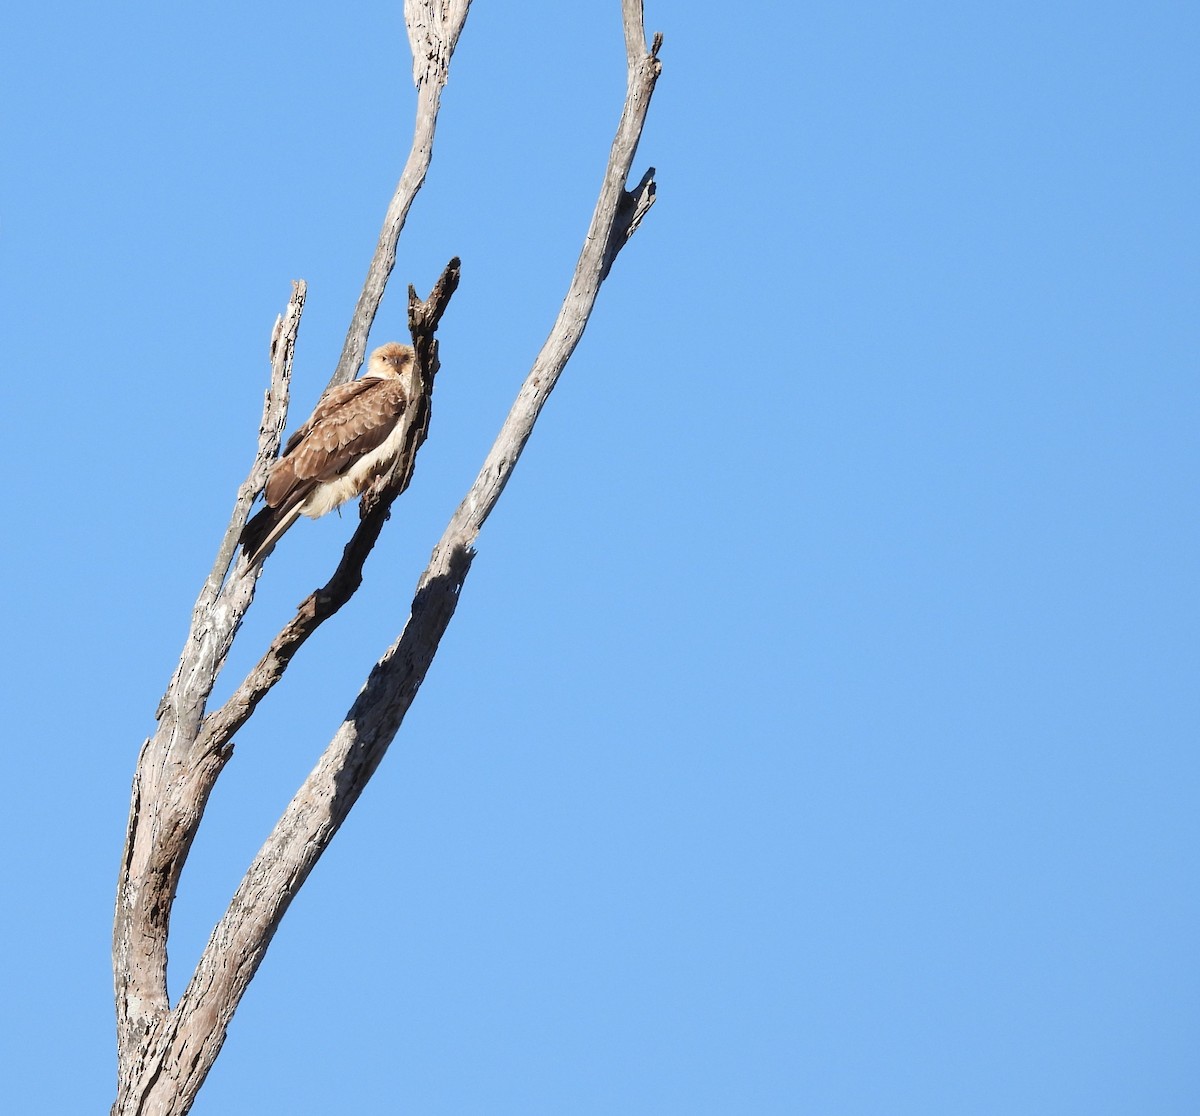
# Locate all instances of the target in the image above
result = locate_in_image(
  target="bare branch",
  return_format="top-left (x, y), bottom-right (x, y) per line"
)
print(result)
top-left (195, 258), bottom-right (461, 760)
top-left (112, 255), bottom-right (460, 1115)
top-left (212, 285), bottom-right (304, 592)
top-left (111, 21), bottom-right (466, 1102)
top-left (113, 17), bottom-right (472, 1102)
top-left (112, 8), bottom-right (473, 1098)
top-left (112, 282), bottom-right (304, 1108)
top-left (112, 1), bottom-right (660, 1110)
top-left (622, 0), bottom-right (646, 63)
top-left (442, 15), bottom-right (662, 537)
top-left (330, 0), bottom-right (472, 389)
top-left (147, 12), bottom-right (662, 1102)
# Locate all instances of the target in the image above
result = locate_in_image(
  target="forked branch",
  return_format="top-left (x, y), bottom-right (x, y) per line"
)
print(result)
top-left (111, 8), bottom-right (470, 1114)
top-left (113, 283), bottom-right (303, 1112)
top-left (198, 7), bottom-right (664, 1060)
top-left (112, 2), bottom-right (660, 1113)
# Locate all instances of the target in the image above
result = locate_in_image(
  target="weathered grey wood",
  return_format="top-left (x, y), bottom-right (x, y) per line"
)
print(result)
top-left (109, 274), bottom-right (455, 1116)
top-left (111, 2), bottom-right (660, 1112)
top-left (168, 13), bottom-right (663, 1097)
top-left (109, 8), bottom-right (470, 1092)
top-left (112, 282), bottom-right (303, 1113)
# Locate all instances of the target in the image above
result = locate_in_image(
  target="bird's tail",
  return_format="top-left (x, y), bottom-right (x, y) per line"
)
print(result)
top-left (240, 502), bottom-right (305, 567)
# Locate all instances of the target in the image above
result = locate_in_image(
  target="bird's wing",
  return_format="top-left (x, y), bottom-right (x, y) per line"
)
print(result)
top-left (264, 377), bottom-right (409, 508)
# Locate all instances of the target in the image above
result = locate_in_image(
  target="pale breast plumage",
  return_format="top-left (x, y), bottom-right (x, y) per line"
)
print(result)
top-left (265, 378), bottom-right (408, 507)
top-left (239, 342), bottom-right (418, 566)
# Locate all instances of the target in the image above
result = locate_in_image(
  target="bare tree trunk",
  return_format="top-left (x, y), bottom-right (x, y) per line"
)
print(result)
top-left (111, 3), bottom-right (661, 1113)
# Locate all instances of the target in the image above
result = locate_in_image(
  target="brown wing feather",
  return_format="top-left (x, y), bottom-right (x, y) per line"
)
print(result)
top-left (264, 378), bottom-right (408, 508)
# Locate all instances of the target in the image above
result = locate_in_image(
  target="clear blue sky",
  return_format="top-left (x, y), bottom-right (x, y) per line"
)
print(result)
top-left (4, 1), bottom-right (1198, 1112)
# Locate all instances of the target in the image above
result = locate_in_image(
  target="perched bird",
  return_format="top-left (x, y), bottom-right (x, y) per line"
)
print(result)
top-left (240, 342), bottom-right (419, 565)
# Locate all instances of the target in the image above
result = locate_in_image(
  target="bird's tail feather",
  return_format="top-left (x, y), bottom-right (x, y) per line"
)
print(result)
top-left (240, 502), bottom-right (305, 567)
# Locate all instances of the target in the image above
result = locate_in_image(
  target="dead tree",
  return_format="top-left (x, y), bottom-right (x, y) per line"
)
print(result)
top-left (110, 1), bottom-right (662, 1113)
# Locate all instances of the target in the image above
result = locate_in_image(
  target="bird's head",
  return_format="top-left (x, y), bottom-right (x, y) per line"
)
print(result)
top-left (366, 342), bottom-right (416, 379)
